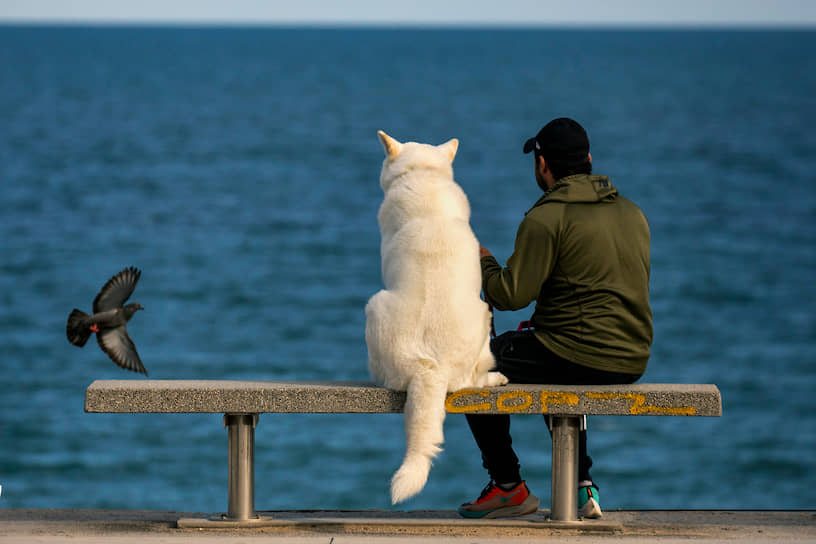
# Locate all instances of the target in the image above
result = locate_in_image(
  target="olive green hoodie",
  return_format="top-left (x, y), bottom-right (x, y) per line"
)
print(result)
top-left (481, 173), bottom-right (652, 375)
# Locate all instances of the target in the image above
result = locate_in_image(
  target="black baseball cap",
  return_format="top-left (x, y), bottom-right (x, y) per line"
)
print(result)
top-left (523, 118), bottom-right (590, 162)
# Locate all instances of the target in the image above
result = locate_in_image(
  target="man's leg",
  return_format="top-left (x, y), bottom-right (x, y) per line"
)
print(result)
top-left (459, 332), bottom-right (532, 519)
top-left (484, 331), bottom-right (640, 492)
top-left (461, 408), bottom-right (538, 518)
top-left (490, 331), bottom-right (599, 483)
top-left (464, 413), bottom-right (521, 484)
top-left (463, 331), bottom-right (571, 484)
top-left (462, 330), bottom-right (640, 518)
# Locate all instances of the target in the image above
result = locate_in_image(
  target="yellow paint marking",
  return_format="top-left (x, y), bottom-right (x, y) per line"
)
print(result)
top-left (496, 391), bottom-right (533, 412)
top-left (445, 389), bottom-right (697, 415)
top-left (585, 392), bottom-right (696, 415)
top-left (540, 391), bottom-right (580, 413)
top-left (445, 389), bottom-right (491, 413)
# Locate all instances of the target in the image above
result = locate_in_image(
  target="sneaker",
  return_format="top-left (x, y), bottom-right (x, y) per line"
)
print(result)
top-left (458, 481), bottom-right (540, 519)
top-left (578, 482), bottom-right (602, 519)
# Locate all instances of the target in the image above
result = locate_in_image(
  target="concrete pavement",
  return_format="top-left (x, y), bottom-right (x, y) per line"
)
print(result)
top-left (1, 509), bottom-right (814, 543)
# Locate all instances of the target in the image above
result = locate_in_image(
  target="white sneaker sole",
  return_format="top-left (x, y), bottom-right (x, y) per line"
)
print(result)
top-left (579, 497), bottom-right (603, 519)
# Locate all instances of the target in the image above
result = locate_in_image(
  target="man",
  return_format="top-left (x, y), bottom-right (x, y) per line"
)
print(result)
top-left (458, 118), bottom-right (653, 519)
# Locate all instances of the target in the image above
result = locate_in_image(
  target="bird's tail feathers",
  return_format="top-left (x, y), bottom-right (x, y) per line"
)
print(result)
top-left (66, 309), bottom-right (92, 347)
top-left (390, 365), bottom-right (447, 504)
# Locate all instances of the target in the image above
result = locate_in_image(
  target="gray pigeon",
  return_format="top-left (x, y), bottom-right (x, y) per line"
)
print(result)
top-left (66, 266), bottom-right (147, 375)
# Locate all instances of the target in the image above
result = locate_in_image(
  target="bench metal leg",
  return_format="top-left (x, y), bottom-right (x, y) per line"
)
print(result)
top-left (224, 413), bottom-right (259, 521)
top-left (550, 415), bottom-right (580, 521)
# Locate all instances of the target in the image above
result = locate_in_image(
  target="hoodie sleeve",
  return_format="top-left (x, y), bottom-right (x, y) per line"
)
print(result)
top-left (481, 212), bottom-right (557, 311)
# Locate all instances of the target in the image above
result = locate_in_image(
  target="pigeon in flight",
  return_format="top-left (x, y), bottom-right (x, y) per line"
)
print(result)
top-left (66, 266), bottom-right (147, 375)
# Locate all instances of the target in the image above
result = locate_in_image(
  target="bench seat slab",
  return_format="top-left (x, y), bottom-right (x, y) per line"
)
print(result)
top-left (85, 380), bottom-right (721, 417)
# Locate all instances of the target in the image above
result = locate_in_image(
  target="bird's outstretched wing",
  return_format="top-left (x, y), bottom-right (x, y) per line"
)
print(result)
top-left (93, 267), bottom-right (141, 313)
top-left (97, 326), bottom-right (147, 375)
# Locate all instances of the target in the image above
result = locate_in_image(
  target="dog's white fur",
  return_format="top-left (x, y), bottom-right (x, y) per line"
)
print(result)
top-left (366, 131), bottom-right (508, 504)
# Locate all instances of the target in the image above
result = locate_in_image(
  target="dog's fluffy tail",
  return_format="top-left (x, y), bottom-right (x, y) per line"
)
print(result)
top-left (390, 366), bottom-right (448, 504)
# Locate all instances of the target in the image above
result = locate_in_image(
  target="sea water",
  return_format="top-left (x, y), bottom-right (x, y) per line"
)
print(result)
top-left (0, 26), bottom-right (814, 512)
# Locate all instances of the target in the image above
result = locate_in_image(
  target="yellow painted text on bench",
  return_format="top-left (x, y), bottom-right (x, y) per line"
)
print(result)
top-left (445, 389), bottom-right (697, 415)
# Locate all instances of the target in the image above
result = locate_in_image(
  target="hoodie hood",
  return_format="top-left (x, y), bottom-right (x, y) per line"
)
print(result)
top-left (531, 174), bottom-right (618, 209)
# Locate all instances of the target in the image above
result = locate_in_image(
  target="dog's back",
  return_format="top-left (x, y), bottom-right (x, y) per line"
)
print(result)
top-left (380, 170), bottom-right (480, 295)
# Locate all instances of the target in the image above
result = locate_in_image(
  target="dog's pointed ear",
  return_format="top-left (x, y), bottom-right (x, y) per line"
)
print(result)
top-left (440, 138), bottom-right (459, 162)
top-left (378, 130), bottom-right (403, 158)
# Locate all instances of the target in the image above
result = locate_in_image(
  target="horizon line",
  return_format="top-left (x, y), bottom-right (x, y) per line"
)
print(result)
top-left (1, 19), bottom-right (815, 30)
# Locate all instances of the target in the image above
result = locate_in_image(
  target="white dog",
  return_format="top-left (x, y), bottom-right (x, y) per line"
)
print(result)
top-left (366, 131), bottom-right (508, 504)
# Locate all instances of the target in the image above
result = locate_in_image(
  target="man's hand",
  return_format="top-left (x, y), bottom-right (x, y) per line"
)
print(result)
top-left (479, 244), bottom-right (493, 259)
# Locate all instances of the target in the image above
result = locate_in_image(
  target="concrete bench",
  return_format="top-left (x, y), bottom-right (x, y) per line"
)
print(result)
top-left (84, 380), bottom-right (721, 526)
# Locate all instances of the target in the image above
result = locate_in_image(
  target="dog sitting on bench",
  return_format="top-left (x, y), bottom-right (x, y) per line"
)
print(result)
top-left (365, 131), bottom-right (508, 504)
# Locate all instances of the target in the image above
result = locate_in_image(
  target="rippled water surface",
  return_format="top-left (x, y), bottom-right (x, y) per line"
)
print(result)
top-left (1, 26), bottom-right (814, 512)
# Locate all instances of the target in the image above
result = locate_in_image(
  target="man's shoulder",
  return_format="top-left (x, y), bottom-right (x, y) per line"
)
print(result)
top-left (613, 192), bottom-right (647, 215)
top-left (525, 195), bottom-right (567, 217)
top-left (520, 199), bottom-right (566, 235)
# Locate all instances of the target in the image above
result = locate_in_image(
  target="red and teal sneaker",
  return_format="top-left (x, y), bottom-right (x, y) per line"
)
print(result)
top-left (458, 481), bottom-right (539, 519)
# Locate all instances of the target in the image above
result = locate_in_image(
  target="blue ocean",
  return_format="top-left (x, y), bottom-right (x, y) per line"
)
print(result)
top-left (1, 26), bottom-right (814, 513)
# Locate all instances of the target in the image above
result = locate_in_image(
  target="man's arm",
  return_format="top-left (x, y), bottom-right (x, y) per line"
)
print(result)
top-left (479, 215), bottom-right (557, 311)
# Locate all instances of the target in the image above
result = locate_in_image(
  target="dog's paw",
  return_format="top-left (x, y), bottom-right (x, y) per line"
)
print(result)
top-left (486, 371), bottom-right (509, 386)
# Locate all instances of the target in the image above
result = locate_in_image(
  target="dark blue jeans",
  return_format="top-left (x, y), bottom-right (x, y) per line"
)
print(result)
top-left (465, 330), bottom-right (641, 486)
